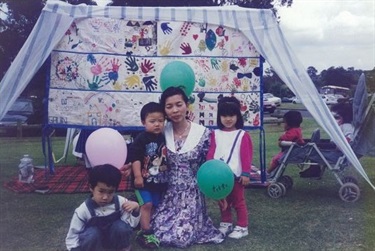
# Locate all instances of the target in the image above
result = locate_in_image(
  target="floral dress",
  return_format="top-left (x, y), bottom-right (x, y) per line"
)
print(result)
top-left (151, 122), bottom-right (224, 248)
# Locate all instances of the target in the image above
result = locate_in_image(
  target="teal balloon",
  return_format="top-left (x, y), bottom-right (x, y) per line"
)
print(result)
top-left (197, 160), bottom-right (234, 200)
top-left (160, 61), bottom-right (195, 96)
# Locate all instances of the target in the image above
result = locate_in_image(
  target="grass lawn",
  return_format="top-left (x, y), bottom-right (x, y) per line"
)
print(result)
top-left (0, 119), bottom-right (374, 251)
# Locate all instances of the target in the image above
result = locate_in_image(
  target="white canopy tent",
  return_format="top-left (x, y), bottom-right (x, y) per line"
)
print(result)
top-left (0, 0), bottom-right (373, 189)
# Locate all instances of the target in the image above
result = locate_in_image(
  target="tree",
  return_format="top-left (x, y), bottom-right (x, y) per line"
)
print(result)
top-left (319, 67), bottom-right (357, 89)
top-left (0, 0), bottom-right (46, 78)
top-left (263, 67), bottom-right (293, 97)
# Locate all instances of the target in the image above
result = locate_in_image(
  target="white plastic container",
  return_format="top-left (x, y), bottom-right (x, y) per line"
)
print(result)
top-left (18, 154), bottom-right (34, 183)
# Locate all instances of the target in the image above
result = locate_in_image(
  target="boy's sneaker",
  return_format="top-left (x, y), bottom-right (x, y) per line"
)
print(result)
top-left (136, 230), bottom-right (160, 249)
top-left (218, 222), bottom-right (233, 236)
top-left (228, 226), bottom-right (248, 239)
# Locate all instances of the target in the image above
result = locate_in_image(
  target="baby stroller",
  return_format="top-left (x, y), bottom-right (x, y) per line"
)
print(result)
top-left (266, 82), bottom-right (375, 202)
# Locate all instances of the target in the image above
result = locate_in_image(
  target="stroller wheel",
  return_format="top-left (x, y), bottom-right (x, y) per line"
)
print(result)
top-left (278, 182), bottom-right (287, 196)
top-left (339, 182), bottom-right (360, 202)
top-left (278, 175), bottom-right (293, 189)
top-left (267, 183), bottom-right (284, 199)
top-left (341, 176), bottom-right (359, 185)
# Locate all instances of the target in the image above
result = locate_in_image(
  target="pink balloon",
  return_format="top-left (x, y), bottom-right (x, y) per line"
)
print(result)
top-left (85, 128), bottom-right (127, 169)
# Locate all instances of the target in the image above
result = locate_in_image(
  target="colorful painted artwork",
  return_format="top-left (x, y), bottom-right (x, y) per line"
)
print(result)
top-left (48, 18), bottom-right (262, 129)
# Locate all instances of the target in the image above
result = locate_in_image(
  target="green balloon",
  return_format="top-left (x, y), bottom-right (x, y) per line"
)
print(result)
top-left (160, 61), bottom-right (195, 96)
top-left (197, 159), bottom-right (234, 200)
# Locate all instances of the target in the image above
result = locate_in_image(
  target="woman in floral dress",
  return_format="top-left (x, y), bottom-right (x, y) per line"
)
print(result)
top-left (151, 87), bottom-right (224, 248)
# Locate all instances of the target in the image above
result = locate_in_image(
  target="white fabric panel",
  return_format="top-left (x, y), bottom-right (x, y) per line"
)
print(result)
top-left (0, 0), bottom-right (372, 189)
top-left (0, 10), bottom-right (74, 120)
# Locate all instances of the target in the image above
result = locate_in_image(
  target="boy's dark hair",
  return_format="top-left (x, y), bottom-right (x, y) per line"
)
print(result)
top-left (283, 110), bottom-right (303, 128)
top-left (140, 102), bottom-right (164, 121)
top-left (88, 164), bottom-right (122, 190)
top-left (216, 96), bottom-right (244, 129)
top-left (160, 86), bottom-right (189, 110)
top-left (330, 103), bottom-right (353, 123)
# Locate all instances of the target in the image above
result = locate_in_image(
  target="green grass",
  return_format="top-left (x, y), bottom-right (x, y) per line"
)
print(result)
top-left (0, 120), bottom-right (374, 251)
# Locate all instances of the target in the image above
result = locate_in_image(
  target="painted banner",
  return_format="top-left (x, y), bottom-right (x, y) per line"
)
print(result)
top-left (48, 18), bottom-right (262, 129)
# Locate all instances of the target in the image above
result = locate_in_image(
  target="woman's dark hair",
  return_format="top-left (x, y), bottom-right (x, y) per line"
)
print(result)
top-left (330, 103), bottom-right (353, 123)
top-left (216, 96), bottom-right (244, 129)
top-left (88, 164), bottom-right (122, 190)
top-left (159, 86), bottom-right (189, 109)
top-left (283, 110), bottom-right (303, 128)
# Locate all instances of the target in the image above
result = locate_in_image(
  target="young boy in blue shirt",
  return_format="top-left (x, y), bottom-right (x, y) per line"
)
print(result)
top-left (129, 102), bottom-right (168, 249)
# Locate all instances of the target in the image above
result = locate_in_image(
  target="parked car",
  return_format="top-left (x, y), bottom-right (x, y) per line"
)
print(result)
top-left (263, 98), bottom-right (276, 113)
top-left (292, 96), bottom-right (301, 104)
top-left (292, 94), bottom-right (339, 105)
top-left (320, 94), bottom-right (338, 105)
top-left (281, 97), bottom-right (294, 103)
top-left (263, 93), bottom-right (281, 106)
top-left (0, 98), bottom-right (34, 126)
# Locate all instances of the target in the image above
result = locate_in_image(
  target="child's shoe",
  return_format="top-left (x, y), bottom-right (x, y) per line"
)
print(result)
top-left (218, 222), bottom-right (233, 236)
top-left (136, 230), bottom-right (160, 249)
top-left (228, 226), bottom-right (248, 239)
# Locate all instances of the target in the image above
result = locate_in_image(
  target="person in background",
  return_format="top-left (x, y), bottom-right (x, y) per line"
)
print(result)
top-left (300, 102), bottom-right (354, 178)
top-left (267, 111), bottom-right (304, 176)
top-left (151, 86), bottom-right (224, 248)
top-left (65, 164), bottom-right (140, 251)
top-left (128, 102), bottom-right (168, 249)
top-left (330, 103), bottom-right (354, 143)
top-left (206, 96), bottom-right (252, 239)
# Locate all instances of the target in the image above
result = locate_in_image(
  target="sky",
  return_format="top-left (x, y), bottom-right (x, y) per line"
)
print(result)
top-left (277, 0), bottom-right (375, 73)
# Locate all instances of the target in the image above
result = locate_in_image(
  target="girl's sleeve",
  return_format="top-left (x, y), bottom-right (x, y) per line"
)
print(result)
top-left (206, 130), bottom-right (216, 160)
top-left (240, 132), bottom-right (253, 175)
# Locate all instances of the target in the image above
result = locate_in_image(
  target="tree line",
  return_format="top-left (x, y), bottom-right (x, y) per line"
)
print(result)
top-left (263, 66), bottom-right (375, 98)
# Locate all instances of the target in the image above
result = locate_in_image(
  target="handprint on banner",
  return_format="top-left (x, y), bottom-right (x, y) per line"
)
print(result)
top-left (241, 78), bottom-right (250, 91)
top-left (88, 55), bottom-right (108, 76)
top-left (124, 75), bottom-right (141, 89)
top-left (87, 54), bottom-right (97, 65)
top-left (221, 60), bottom-right (229, 73)
top-left (113, 81), bottom-right (122, 90)
top-left (238, 58), bottom-right (247, 68)
top-left (187, 110), bottom-right (195, 122)
top-left (100, 58), bottom-right (121, 85)
top-left (161, 22), bottom-right (173, 34)
top-left (196, 59), bottom-right (210, 72)
top-left (105, 58), bottom-right (122, 72)
top-left (210, 58), bottom-right (220, 70)
top-left (140, 59), bottom-right (155, 74)
top-left (229, 63), bottom-right (239, 72)
top-left (180, 42), bottom-right (192, 55)
top-left (159, 41), bottom-right (172, 56)
top-left (197, 77), bottom-right (206, 87)
top-left (87, 75), bottom-right (104, 90)
top-left (142, 76), bottom-right (157, 92)
top-left (102, 71), bottom-right (119, 85)
top-left (251, 77), bottom-right (260, 91)
top-left (232, 77), bottom-right (241, 88)
top-left (206, 75), bottom-right (217, 87)
top-left (125, 56), bottom-right (139, 72)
